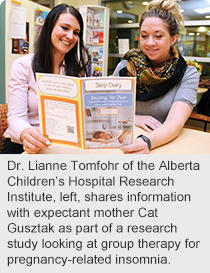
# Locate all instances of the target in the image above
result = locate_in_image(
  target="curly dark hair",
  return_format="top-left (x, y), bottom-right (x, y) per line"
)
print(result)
top-left (32, 4), bottom-right (90, 77)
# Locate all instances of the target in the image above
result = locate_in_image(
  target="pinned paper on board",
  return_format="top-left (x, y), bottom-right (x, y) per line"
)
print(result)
top-left (10, 6), bottom-right (26, 39)
top-left (12, 22), bottom-right (29, 54)
top-left (118, 39), bottom-right (129, 54)
top-left (11, 6), bottom-right (26, 22)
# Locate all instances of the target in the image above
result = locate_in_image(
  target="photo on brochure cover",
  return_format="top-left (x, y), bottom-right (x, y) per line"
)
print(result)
top-left (36, 74), bottom-right (136, 150)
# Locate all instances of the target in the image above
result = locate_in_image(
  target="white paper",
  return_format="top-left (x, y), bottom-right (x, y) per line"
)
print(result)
top-left (118, 38), bottom-right (129, 54)
top-left (10, 6), bottom-right (26, 39)
top-left (44, 100), bottom-right (78, 143)
top-left (10, 20), bottom-right (26, 39)
top-left (11, 6), bottom-right (26, 22)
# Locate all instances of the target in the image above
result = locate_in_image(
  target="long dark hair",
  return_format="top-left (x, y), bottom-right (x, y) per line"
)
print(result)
top-left (32, 4), bottom-right (90, 76)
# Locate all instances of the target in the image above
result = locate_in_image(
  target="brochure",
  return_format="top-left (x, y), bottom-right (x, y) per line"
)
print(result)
top-left (92, 47), bottom-right (103, 62)
top-left (92, 30), bottom-right (104, 45)
top-left (87, 9), bottom-right (94, 26)
top-left (36, 74), bottom-right (136, 149)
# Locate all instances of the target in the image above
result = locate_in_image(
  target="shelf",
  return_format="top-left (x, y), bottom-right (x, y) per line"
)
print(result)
top-left (108, 53), bottom-right (124, 58)
top-left (77, 5), bottom-right (110, 76)
top-left (87, 43), bottom-right (104, 46)
top-left (86, 116), bottom-right (114, 119)
top-left (87, 25), bottom-right (104, 29)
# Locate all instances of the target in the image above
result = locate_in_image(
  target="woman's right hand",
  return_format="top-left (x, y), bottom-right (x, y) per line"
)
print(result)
top-left (20, 128), bottom-right (52, 154)
top-left (135, 115), bottom-right (162, 132)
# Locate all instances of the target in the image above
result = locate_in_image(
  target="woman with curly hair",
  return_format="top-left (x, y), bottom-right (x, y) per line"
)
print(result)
top-left (113, 0), bottom-right (199, 153)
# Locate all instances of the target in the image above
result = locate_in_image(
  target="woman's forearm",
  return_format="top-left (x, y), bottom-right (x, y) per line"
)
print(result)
top-left (145, 101), bottom-right (192, 150)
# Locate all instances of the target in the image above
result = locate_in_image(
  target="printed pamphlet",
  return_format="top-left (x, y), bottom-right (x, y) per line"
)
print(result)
top-left (36, 74), bottom-right (136, 149)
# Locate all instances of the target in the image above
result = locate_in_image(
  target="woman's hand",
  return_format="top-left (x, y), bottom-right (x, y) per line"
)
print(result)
top-left (120, 138), bottom-right (150, 154)
top-left (20, 128), bottom-right (52, 154)
top-left (135, 115), bottom-right (161, 132)
top-left (124, 101), bottom-right (192, 154)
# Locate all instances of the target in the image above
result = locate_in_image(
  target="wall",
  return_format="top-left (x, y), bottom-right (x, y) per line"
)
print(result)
top-left (77, 0), bottom-right (102, 5)
top-left (0, 1), bottom-right (5, 103)
top-left (54, 0), bottom-right (102, 6)
top-left (4, 0), bottom-right (50, 103)
top-left (2, 0), bottom-right (103, 103)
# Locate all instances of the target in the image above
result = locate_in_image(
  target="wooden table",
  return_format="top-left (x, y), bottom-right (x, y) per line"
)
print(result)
top-left (197, 87), bottom-right (208, 103)
top-left (35, 127), bottom-right (210, 154)
top-left (197, 87), bottom-right (208, 94)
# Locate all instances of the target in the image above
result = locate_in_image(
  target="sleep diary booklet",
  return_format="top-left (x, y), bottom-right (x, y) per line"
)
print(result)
top-left (36, 73), bottom-right (136, 149)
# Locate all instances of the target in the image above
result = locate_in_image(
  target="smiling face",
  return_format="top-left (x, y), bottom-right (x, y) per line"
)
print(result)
top-left (140, 17), bottom-right (177, 67)
top-left (51, 12), bottom-right (80, 59)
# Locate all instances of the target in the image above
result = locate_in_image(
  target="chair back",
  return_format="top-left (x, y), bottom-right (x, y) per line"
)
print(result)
top-left (0, 104), bottom-right (8, 151)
